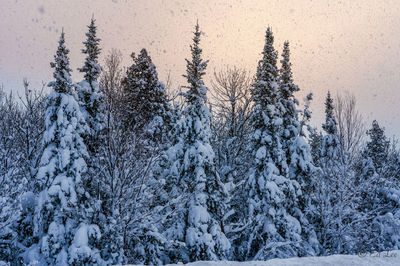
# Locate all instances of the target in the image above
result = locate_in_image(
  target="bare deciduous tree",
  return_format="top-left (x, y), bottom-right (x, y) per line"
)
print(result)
top-left (334, 91), bottom-right (365, 161)
top-left (17, 79), bottom-right (46, 188)
top-left (211, 66), bottom-right (252, 139)
top-left (0, 80), bottom-right (46, 260)
top-left (100, 48), bottom-right (124, 115)
top-left (209, 66), bottom-right (253, 237)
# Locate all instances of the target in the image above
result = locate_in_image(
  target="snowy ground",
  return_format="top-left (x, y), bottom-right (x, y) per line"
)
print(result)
top-left (158, 251), bottom-right (400, 266)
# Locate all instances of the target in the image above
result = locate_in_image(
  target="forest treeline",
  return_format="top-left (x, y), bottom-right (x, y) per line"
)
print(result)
top-left (1, 19), bottom-right (400, 265)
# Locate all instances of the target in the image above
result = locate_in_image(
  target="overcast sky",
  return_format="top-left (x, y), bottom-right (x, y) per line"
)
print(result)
top-left (1, 0), bottom-right (399, 137)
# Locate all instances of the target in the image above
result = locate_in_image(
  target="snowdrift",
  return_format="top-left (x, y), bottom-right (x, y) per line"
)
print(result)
top-left (161, 251), bottom-right (400, 266)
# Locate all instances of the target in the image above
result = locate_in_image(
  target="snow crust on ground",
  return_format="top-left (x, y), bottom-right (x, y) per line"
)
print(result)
top-left (127, 250), bottom-right (400, 266)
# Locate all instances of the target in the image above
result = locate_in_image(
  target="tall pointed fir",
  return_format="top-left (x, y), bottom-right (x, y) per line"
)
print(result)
top-left (356, 120), bottom-right (389, 194)
top-left (121, 48), bottom-right (171, 142)
top-left (321, 91), bottom-right (340, 160)
top-left (363, 120), bottom-right (390, 174)
top-left (317, 91), bottom-right (357, 254)
top-left (159, 22), bottom-right (230, 263)
top-left (76, 18), bottom-right (123, 264)
top-left (33, 31), bottom-right (105, 265)
top-left (317, 91), bottom-right (340, 254)
top-left (242, 28), bottom-right (303, 260)
top-left (279, 41), bottom-right (319, 255)
top-left (76, 17), bottom-right (105, 155)
top-left (356, 120), bottom-right (400, 252)
top-left (309, 129), bottom-right (323, 167)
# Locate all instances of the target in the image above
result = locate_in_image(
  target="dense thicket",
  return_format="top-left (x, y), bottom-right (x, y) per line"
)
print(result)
top-left (0, 22), bottom-right (399, 266)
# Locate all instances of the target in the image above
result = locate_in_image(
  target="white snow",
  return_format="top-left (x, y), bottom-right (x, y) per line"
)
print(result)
top-left (188, 203), bottom-right (210, 226)
top-left (256, 146), bottom-right (267, 160)
top-left (151, 250), bottom-right (400, 266)
top-left (20, 191), bottom-right (36, 212)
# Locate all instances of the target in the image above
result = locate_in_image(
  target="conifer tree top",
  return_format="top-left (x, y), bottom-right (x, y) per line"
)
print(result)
top-left (322, 91), bottom-right (337, 135)
top-left (183, 22), bottom-right (209, 106)
top-left (121, 47), bottom-right (171, 131)
top-left (252, 27), bottom-right (279, 106)
top-left (124, 48), bottom-right (160, 87)
top-left (48, 30), bottom-right (73, 94)
top-left (260, 27), bottom-right (278, 79)
top-left (79, 17), bottom-right (102, 83)
top-left (366, 120), bottom-right (389, 153)
top-left (365, 120), bottom-right (390, 170)
top-left (280, 41), bottom-right (299, 100)
top-left (137, 48), bottom-right (159, 84)
top-left (280, 41), bottom-right (293, 85)
top-left (367, 120), bottom-right (386, 138)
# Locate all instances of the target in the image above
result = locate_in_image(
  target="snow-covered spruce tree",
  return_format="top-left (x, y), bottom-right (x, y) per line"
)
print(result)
top-left (356, 120), bottom-right (389, 193)
top-left (159, 22), bottom-right (230, 263)
top-left (152, 102), bottom-right (187, 264)
top-left (317, 91), bottom-right (358, 255)
top-left (112, 49), bottom-right (172, 264)
top-left (364, 120), bottom-right (390, 174)
top-left (384, 140), bottom-right (400, 183)
top-left (309, 129), bottom-right (323, 167)
top-left (32, 31), bottom-right (105, 265)
top-left (242, 28), bottom-right (303, 260)
top-left (278, 41), bottom-right (319, 256)
top-left (314, 92), bottom-right (340, 255)
top-left (321, 91), bottom-right (340, 161)
top-left (76, 18), bottom-right (123, 264)
top-left (356, 120), bottom-right (400, 252)
top-left (121, 48), bottom-right (171, 142)
top-left (76, 17), bottom-right (105, 155)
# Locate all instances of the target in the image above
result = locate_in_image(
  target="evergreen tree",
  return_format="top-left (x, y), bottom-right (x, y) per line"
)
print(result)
top-left (121, 48), bottom-right (171, 141)
top-left (79, 18), bottom-right (102, 85)
top-left (76, 17), bottom-right (105, 155)
top-left (316, 91), bottom-right (357, 255)
top-left (356, 120), bottom-right (400, 252)
top-left (159, 22), bottom-right (230, 263)
top-left (243, 27), bottom-right (303, 260)
top-left (309, 129), bottom-right (323, 167)
top-left (33, 31), bottom-right (105, 265)
top-left (279, 41), bottom-right (319, 256)
top-left (356, 120), bottom-right (389, 192)
top-left (365, 120), bottom-right (390, 173)
top-left (321, 91), bottom-right (340, 160)
top-left (75, 19), bottom-right (123, 264)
